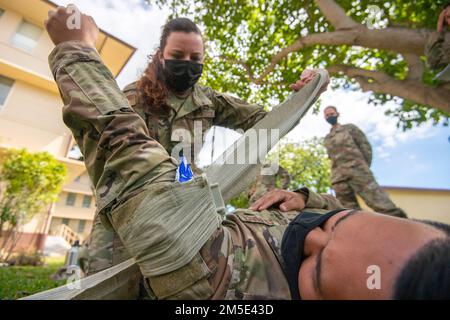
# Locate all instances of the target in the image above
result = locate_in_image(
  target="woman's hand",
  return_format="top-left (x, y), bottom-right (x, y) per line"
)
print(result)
top-left (45, 4), bottom-right (99, 47)
top-left (290, 69), bottom-right (330, 95)
top-left (249, 189), bottom-right (307, 212)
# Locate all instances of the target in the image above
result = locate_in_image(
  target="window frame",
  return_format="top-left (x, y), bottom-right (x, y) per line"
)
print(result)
top-left (65, 192), bottom-right (76, 206)
top-left (10, 19), bottom-right (43, 53)
top-left (82, 195), bottom-right (92, 208)
top-left (0, 75), bottom-right (15, 109)
top-left (77, 220), bottom-right (86, 234)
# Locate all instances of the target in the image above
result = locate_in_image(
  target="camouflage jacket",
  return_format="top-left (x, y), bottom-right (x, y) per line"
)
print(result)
top-left (48, 41), bottom-right (343, 300)
top-left (248, 164), bottom-right (292, 204)
top-left (425, 31), bottom-right (450, 70)
top-left (324, 123), bottom-right (373, 184)
top-left (123, 82), bottom-right (266, 171)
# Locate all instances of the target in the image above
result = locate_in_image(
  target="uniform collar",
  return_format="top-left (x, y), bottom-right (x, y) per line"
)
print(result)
top-left (166, 84), bottom-right (213, 120)
top-left (330, 123), bottom-right (341, 133)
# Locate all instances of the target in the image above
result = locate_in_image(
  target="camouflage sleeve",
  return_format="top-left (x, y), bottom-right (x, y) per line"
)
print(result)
top-left (296, 187), bottom-right (344, 210)
top-left (425, 32), bottom-right (450, 70)
top-left (277, 165), bottom-right (292, 189)
top-left (48, 40), bottom-right (175, 214)
top-left (122, 82), bottom-right (146, 121)
top-left (206, 88), bottom-right (267, 131)
top-left (346, 124), bottom-right (372, 166)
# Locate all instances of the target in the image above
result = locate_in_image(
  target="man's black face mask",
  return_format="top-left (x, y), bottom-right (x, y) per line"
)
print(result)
top-left (281, 209), bottom-right (347, 300)
top-left (163, 59), bottom-right (203, 93)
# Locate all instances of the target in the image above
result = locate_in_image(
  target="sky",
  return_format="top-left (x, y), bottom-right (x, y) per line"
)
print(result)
top-left (55, 0), bottom-right (450, 190)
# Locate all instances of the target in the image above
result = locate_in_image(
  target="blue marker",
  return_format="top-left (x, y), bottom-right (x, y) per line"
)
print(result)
top-left (175, 149), bottom-right (193, 183)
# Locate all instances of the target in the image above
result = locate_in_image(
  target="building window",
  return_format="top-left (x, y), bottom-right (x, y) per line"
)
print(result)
top-left (65, 193), bottom-right (76, 206)
top-left (62, 218), bottom-right (70, 226)
top-left (0, 8), bottom-right (4, 18)
top-left (77, 220), bottom-right (86, 233)
top-left (82, 195), bottom-right (92, 208)
top-left (74, 175), bottom-right (81, 182)
top-left (0, 75), bottom-right (14, 108)
top-left (10, 20), bottom-right (42, 52)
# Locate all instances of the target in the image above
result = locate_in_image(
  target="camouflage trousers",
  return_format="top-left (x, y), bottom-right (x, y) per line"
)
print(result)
top-left (332, 168), bottom-right (407, 218)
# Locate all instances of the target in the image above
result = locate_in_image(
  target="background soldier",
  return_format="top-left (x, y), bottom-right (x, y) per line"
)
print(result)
top-left (426, 3), bottom-right (450, 71)
top-left (323, 106), bottom-right (407, 218)
top-left (248, 164), bottom-right (292, 205)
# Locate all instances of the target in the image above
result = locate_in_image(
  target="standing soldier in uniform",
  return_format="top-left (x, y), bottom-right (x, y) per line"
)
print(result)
top-left (323, 106), bottom-right (407, 218)
top-left (248, 164), bottom-right (292, 205)
top-left (83, 17), bottom-right (316, 275)
top-left (425, 3), bottom-right (450, 71)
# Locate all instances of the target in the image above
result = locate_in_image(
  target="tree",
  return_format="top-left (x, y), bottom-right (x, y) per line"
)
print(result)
top-left (148, 0), bottom-right (450, 129)
top-left (270, 138), bottom-right (331, 193)
top-left (229, 137), bottom-right (331, 208)
top-left (0, 149), bottom-right (67, 261)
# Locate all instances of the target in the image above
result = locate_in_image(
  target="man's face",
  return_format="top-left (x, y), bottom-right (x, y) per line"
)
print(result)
top-left (298, 210), bottom-right (447, 299)
top-left (323, 107), bottom-right (338, 122)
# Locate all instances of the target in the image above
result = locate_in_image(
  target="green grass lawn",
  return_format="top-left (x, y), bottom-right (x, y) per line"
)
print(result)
top-left (0, 256), bottom-right (66, 300)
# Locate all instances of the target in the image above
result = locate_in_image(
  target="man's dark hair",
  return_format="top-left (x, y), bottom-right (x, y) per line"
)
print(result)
top-left (324, 106), bottom-right (337, 112)
top-left (393, 221), bottom-right (450, 299)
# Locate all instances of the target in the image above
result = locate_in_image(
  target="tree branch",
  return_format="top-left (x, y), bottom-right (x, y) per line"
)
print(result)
top-left (221, 26), bottom-right (431, 85)
top-left (314, 0), bottom-right (360, 30)
top-left (328, 65), bottom-right (450, 113)
top-left (403, 53), bottom-right (424, 81)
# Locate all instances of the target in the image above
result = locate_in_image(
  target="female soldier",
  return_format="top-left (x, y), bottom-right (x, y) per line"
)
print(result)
top-left (82, 17), bottom-right (319, 276)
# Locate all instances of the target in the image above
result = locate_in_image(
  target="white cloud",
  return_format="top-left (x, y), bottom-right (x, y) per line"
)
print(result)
top-left (54, 0), bottom-right (171, 87)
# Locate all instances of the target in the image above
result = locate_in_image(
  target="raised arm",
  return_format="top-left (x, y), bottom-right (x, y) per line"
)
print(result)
top-left (46, 6), bottom-right (176, 215)
top-left (202, 87), bottom-right (267, 131)
top-left (249, 187), bottom-right (343, 212)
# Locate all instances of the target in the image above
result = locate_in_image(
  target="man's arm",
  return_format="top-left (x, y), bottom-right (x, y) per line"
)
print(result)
top-left (204, 87), bottom-right (267, 131)
top-left (346, 124), bottom-right (373, 167)
top-left (295, 187), bottom-right (344, 210)
top-left (249, 188), bottom-right (343, 212)
top-left (46, 7), bottom-right (175, 214)
top-left (426, 32), bottom-right (450, 70)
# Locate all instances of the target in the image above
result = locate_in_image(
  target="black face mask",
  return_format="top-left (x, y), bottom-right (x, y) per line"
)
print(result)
top-left (163, 59), bottom-right (203, 93)
top-left (326, 115), bottom-right (338, 125)
top-left (281, 209), bottom-right (347, 300)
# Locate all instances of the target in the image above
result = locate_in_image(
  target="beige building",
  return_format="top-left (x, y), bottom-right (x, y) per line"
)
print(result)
top-left (358, 186), bottom-right (450, 225)
top-left (0, 0), bottom-right (135, 252)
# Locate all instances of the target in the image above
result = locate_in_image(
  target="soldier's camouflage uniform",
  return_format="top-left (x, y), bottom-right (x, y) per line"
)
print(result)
top-left (425, 31), bottom-right (450, 70)
top-left (248, 164), bottom-right (292, 205)
top-left (324, 124), bottom-right (407, 218)
top-left (80, 54), bottom-right (268, 276)
top-left (50, 41), bottom-right (343, 299)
